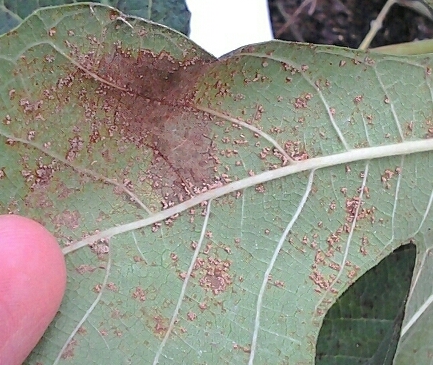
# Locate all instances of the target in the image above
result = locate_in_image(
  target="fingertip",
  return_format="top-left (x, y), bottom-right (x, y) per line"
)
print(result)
top-left (0, 215), bottom-right (67, 365)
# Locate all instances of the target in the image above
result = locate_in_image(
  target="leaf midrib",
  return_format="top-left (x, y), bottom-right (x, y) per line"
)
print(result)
top-left (62, 137), bottom-right (433, 255)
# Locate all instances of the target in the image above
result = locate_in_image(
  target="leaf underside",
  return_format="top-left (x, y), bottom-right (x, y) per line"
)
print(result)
top-left (0, 4), bottom-right (433, 365)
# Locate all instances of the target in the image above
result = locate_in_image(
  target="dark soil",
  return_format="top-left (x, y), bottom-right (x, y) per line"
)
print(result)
top-left (268, 0), bottom-right (433, 48)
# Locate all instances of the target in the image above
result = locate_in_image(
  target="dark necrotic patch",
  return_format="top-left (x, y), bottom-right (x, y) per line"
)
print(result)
top-left (92, 47), bottom-right (218, 201)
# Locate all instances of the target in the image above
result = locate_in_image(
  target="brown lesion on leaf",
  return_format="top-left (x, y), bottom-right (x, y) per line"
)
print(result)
top-left (309, 269), bottom-right (335, 292)
top-left (345, 196), bottom-right (375, 223)
top-left (93, 283), bottom-right (103, 293)
top-left (346, 264), bottom-right (361, 281)
top-left (187, 311), bottom-right (197, 321)
top-left (353, 94), bottom-right (363, 104)
top-left (6, 37), bottom-right (218, 209)
top-left (111, 308), bottom-right (123, 320)
top-left (61, 339), bottom-right (77, 359)
top-left (133, 255), bottom-right (145, 263)
top-left (66, 135), bottom-right (84, 162)
top-left (52, 209), bottom-right (81, 230)
top-left (75, 264), bottom-right (98, 274)
top-left (421, 114), bottom-right (433, 137)
top-left (196, 255), bottom-right (232, 296)
top-left (293, 92), bottom-right (313, 109)
top-left (24, 189), bottom-right (54, 210)
top-left (20, 157), bottom-right (58, 191)
top-left (106, 282), bottom-right (118, 292)
top-left (308, 189), bottom-right (376, 292)
top-left (56, 181), bottom-right (75, 200)
top-left (284, 140), bottom-right (309, 160)
top-left (360, 235), bottom-right (369, 256)
top-left (132, 286), bottom-right (146, 302)
top-left (153, 315), bottom-right (169, 337)
top-left (34, 160), bottom-right (55, 186)
top-left (180, 239), bottom-right (233, 295)
top-left (89, 238), bottom-right (110, 258)
top-left (18, 97), bottom-right (44, 114)
top-left (232, 343), bottom-right (251, 353)
top-left (77, 326), bottom-right (87, 336)
top-left (83, 46), bottom-right (219, 202)
top-left (274, 280), bottom-right (285, 288)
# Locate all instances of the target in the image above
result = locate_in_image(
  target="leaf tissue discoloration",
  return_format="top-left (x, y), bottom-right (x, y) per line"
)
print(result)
top-left (92, 47), bottom-right (218, 201)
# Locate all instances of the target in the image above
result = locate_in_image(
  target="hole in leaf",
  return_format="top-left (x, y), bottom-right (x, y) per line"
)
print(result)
top-left (316, 243), bottom-right (416, 365)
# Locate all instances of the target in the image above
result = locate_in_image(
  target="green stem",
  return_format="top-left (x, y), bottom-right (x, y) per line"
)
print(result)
top-left (371, 38), bottom-right (433, 55)
top-left (359, 0), bottom-right (397, 50)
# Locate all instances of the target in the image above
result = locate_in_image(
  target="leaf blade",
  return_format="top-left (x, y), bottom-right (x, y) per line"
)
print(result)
top-left (0, 4), bottom-right (433, 364)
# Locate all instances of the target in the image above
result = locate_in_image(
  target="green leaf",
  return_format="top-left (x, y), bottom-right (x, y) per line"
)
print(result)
top-left (0, 3), bottom-right (433, 364)
top-left (397, 0), bottom-right (433, 20)
top-left (0, 0), bottom-right (190, 35)
top-left (316, 244), bottom-right (416, 365)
